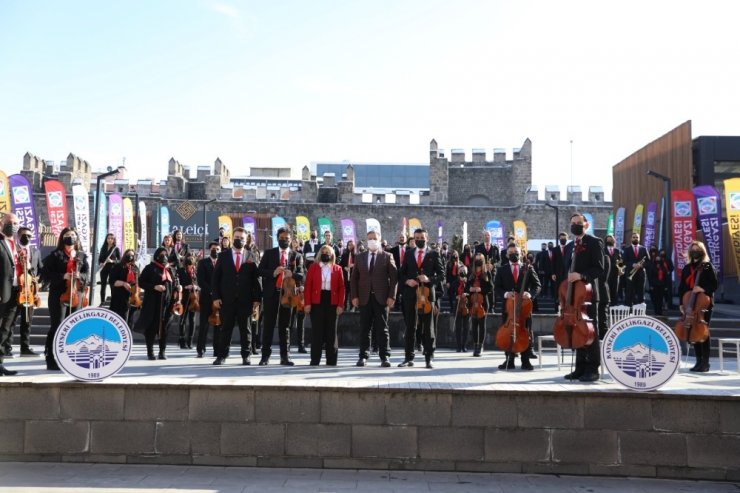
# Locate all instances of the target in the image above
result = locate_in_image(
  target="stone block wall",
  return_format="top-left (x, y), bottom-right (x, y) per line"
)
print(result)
top-left (0, 383), bottom-right (737, 480)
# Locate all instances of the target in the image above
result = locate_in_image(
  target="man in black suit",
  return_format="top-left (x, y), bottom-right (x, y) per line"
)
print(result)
top-left (398, 228), bottom-right (444, 369)
top-left (196, 241), bottom-right (219, 358)
top-left (0, 213), bottom-right (20, 375)
top-left (535, 242), bottom-right (553, 299)
top-left (622, 232), bottom-right (649, 306)
top-left (5, 227), bottom-right (42, 356)
top-left (302, 230), bottom-right (320, 266)
top-left (390, 233), bottom-right (409, 312)
top-left (474, 231), bottom-right (499, 312)
top-left (259, 227), bottom-right (304, 366)
top-left (322, 230), bottom-right (342, 264)
top-left (563, 213), bottom-right (604, 382)
top-left (212, 228), bottom-right (262, 366)
top-left (603, 235), bottom-right (622, 307)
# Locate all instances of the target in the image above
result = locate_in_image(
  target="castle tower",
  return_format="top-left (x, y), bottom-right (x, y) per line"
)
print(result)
top-left (429, 138), bottom-right (448, 205)
top-left (511, 138), bottom-right (532, 206)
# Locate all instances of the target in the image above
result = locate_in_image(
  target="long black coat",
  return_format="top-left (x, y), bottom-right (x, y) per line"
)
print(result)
top-left (563, 235), bottom-right (605, 303)
top-left (108, 262), bottom-right (139, 319)
top-left (134, 263), bottom-right (174, 332)
top-left (42, 249), bottom-right (90, 296)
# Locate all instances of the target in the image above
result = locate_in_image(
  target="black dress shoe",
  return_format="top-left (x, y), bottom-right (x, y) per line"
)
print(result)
top-left (280, 358), bottom-right (295, 366)
top-left (578, 372), bottom-right (600, 382)
top-left (689, 362), bottom-right (701, 372)
top-left (298, 346), bottom-right (308, 354)
top-left (147, 352), bottom-right (156, 361)
top-left (242, 356), bottom-right (251, 365)
top-left (498, 360), bottom-right (515, 370)
top-left (21, 348), bottom-right (39, 356)
top-left (564, 370), bottom-right (584, 380)
top-left (0, 365), bottom-right (18, 376)
top-left (425, 358), bottom-right (434, 369)
top-left (697, 363), bottom-right (710, 373)
top-left (213, 357), bottom-right (224, 365)
top-left (380, 360), bottom-right (391, 368)
top-left (521, 359), bottom-right (534, 371)
top-left (398, 360), bottom-right (414, 367)
top-left (46, 359), bottom-right (60, 371)
top-left (158, 352), bottom-right (167, 360)
top-left (259, 358), bottom-right (269, 366)
top-left (196, 351), bottom-right (203, 358)
top-left (526, 350), bottom-right (538, 360)
top-left (356, 358), bottom-right (367, 367)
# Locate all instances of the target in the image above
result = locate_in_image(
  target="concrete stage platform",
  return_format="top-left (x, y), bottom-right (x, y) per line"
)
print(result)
top-left (0, 346), bottom-right (738, 482)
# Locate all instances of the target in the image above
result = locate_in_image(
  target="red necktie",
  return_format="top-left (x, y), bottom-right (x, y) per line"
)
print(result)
top-left (235, 252), bottom-right (241, 273)
top-left (416, 250), bottom-right (423, 269)
top-left (400, 248), bottom-right (405, 264)
top-left (276, 251), bottom-right (286, 287)
top-left (549, 251), bottom-right (552, 261)
top-left (561, 246), bottom-right (564, 256)
top-left (513, 264), bottom-right (519, 283)
top-left (452, 263), bottom-right (457, 276)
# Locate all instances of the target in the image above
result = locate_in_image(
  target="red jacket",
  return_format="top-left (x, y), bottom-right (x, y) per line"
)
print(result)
top-left (304, 262), bottom-right (345, 307)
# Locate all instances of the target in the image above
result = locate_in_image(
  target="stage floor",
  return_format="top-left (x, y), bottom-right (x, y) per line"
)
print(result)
top-left (4, 345), bottom-right (739, 397)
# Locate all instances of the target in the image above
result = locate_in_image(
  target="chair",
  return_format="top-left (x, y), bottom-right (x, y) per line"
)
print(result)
top-left (718, 338), bottom-right (740, 373)
top-left (631, 303), bottom-right (647, 316)
top-left (608, 305), bottom-right (631, 328)
top-left (537, 335), bottom-right (563, 370)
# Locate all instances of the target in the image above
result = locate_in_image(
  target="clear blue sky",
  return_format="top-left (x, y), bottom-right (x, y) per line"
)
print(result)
top-left (2, 0), bottom-right (740, 200)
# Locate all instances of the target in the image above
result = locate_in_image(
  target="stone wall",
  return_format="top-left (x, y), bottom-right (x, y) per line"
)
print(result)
top-left (0, 383), bottom-right (737, 480)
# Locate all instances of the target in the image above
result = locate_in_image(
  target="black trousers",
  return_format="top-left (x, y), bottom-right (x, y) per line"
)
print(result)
top-left (471, 315), bottom-right (486, 347)
top-left (178, 310), bottom-right (195, 346)
top-left (574, 301), bottom-right (600, 374)
top-left (359, 294), bottom-right (390, 360)
top-left (292, 311), bottom-right (305, 348)
top-left (453, 303), bottom-right (470, 351)
top-left (402, 288), bottom-right (435, 360)
top-left (217, 297), bottom-right (253, 358)
top-left (310, 291), bottom-right (338, 365)
top-left (197, 297), bottom-right (213, 355)
top-left (99, 265), bottom-right (112, 302)
top-left (46, 289), bottom-right (83, 362)
top-left (261, 294), bottom-right (292, 359)
top-left (540, 272), bottom-right (553, 298)
top-left (0, 292), bottom-right (19, 363)
top-left (651, 285), bottom-right (665, 316)
top-left (7, 302), bottom-right (34, 352)
top-left (626, 271), bottom-right (645, 306)
top-left (692, 308), bottom-right (712, 365)
top-left (598, 299), bottom-right (609, 339)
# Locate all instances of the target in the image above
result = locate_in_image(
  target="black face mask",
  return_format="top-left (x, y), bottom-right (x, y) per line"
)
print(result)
top-left (157, 255), bottom-right (167, 264)
top-left (278, 239), bottom-right (290, 249)
top-left (570, 224), bottom-right (584, 236)
top-left (415, 239), bottom-right (426, 249)
top-left (541, 247), bottom-right (547, 251)
top-left (606, 240), bottom-right (615, 247)
top-left (210, 250), bottom-right (219, 259)
top-left (185, 258), bottom-right (194, 266)
top-left (632, 239), bottom-right (639, 245)
top-left (63, 236), bottom-right (76, 246)
top-left (2, 223), bottom-right (17, 237)
top-left (559, 238), bottom-right (567, 245)
top-left (125, 254), bottom-right (135, 263)
top-left (233, 238), bottom-right (244, 249)
top-left (19, 235), bottom-right (31, 246)
top-left (474, 260), bottom-right (483, 267)
top-left (320, 253), bottom-right (331, 262)
top-left (509, 254), bottom-right (520, 263)
top-left (452, 256), bottom-right (458, 261)
top-left (690, 250), bottom-right (703, 262)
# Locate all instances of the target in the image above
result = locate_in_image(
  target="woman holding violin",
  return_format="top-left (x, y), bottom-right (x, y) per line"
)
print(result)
top-left (97, 233), bottom-right (120, 305)
top-left (9, 226), bottom-right (43, 357)
top-left (677, 241), bottom-right (718, 372)
top-left (134, 247), bottom-right (176, 360)
top-left (452, 265), bottom-right (470, 352)
top-left (41, 227), bottom-right (90, 371)
top-left (177, 252), bottom-right (199, 350)
top-left (108, 249), bottom-right (139, 324)
top-left (465, 253), bottom-right (492, 357)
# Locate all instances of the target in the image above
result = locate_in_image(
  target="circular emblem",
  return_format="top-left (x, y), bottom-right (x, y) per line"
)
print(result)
top-left (53, 308), bottom-right (132, 382)
top-left (602, 316), bottom-right (680, 391)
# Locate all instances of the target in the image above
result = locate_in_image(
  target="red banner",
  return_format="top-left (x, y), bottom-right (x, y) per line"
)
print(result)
top-left (44, 179), bottom-right (68, 238)
top-left (671, 189), bottom-right (696, 272)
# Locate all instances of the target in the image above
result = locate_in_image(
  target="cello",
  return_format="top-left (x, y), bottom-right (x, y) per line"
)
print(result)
top-left (552, 242), bottom-right (595, 349)
top-left (496, 263), bottom-right (532, 354)
top-left (674, 265), bottom-right (711, 343)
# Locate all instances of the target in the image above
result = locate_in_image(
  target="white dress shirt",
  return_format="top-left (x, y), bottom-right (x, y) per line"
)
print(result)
top-left (320, 262), bottom-right (332, 290)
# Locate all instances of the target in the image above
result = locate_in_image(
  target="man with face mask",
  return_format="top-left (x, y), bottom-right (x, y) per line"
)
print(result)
top-left (176, 253), bottom-right (199, 350)
top-left (622, 232), bottom-right (649, 306)
top-left (535, 242), bottom-right (553, 299)
top-left (0, 214), bottom-right (22, 375)
top-left (659, 249), bottom-right (675, 308)
top-left (303, 230), bottom-right (320, 265)
top-left (603, 235), bottom-right (623, 308)
top-left (258, 227), bottom-right (304, 365)
top-left (4, 227), bottom-right (42, 357)
top-left (196, 242), bottom-right (220, 358)
top-left (391, 233), bottom-right (409, 312)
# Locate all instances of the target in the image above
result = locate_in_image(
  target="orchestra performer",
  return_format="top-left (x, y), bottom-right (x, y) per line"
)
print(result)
top-left (5, 226), bottom-right (43, 357)
top-left (97, 233), bottom-right (120, 304)
top-left (168, 229), bottom-right (190, 269)
top-left (603, 235), bottom-right (622, 306)
top-left (0, 214), bottom-right (22, 375)
top-left (135, 247), bottom-right (175, 360)
top-left (108, 248), bottom-right (138, 322)
top-left (466, 253), bottom-right (492, 357)
top-left (177, 252), bottom-right (198, 349)
top-left (622, 232), bottom-right (649, 306)
top-left (195, 241), bottom-right (219, 358)
top-left (304, 244), bottom-right (345, 365)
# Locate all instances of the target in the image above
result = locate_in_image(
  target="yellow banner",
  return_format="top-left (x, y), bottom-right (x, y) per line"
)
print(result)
top-left (0, 171), bottom-right (10, 214)
top-left (633, 203), bottom-right (644, 236)
top-left (513, 219), bottom-right (527, 253)
top-left (295, 215), bottom-right (311, 242)
top-left (724, 177), bottom-right (740, 276)
top-left (409, 218), bottom-right (422, 233)
top-left (122, 198), bottom-right (136, 252)
top-left (218, 215), bottom-right (233, 238)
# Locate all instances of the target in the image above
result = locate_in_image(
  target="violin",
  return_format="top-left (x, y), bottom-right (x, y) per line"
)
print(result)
top-left (128, 264), bottom-right (143, 309)
top-left (60, 255), bottom-right (89, 312)
top-left (171, 275), bottom-right (184, 316)
top-left (17, 249), bottom-right (41, 310)
top-left (456, 292), bottom-right (469, 317)
top-left (208, 301), bottom-right (222, 326)
top-left (674, 264), bottom-right (711, 343)
top-left (280, 275), bottom-right (303, 310)
top-left (496, 264), bottom-right (532, 354)
top-left (416, 280), bottom-right (432, 315)
top-left (187, 265), bottom-right (200, 312)
top-left (552, 245), bottom-right (595, 349)
top-left (469, 277), bottom-right (486, 320)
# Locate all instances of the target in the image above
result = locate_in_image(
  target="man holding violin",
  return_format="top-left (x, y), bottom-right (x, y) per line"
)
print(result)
top-left (5, 226), bottom-right (42, 358)
top-left (0, 213), bottom-right (22, 375)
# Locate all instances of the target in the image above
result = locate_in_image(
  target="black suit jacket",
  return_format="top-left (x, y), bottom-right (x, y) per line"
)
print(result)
top-left (551, 244), bottom-right (568, 282)
top-left (563, 235), bottom-right (605, 302)
top-left (196, 257), bottom-right (217, 302)
top-left (622, 244), bottom-right (649, 271)
top-left (604, 247), bottom-right (622, 285)
top-left (258, 247), bottom-right (304, 299)
top-left (398, 248), bottom-right (444, 302)
top-left (535, 249), bottom-right (553, 276)
top-left (0, 236), bottom-right (15, 304)
top-left (41, 249), bottom-right (90, 295)
top-left (474, 243), bottom-right (500, 266)
top-left (212, 249), bottom-right (262, 304)
top-left (168, 242), bottom-right (190, 268)
top-left (494, 263), bottom-right (541, 300)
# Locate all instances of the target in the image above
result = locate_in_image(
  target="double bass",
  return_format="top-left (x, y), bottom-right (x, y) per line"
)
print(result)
top-left (552, 243), bottom-right (595, 349)
top-left (674, 265), bottom-right (711, 343)
top-left (496, 263), bottom-right (532, 354)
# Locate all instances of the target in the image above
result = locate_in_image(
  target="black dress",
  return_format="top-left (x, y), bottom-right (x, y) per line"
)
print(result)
top-left (677, 261), bottom-right (718, 369)
top-left (108, 262), bottom-right (137, 322)
top-left (134, 262), bottom-right (174, 354)
top-left (98, 245), bottom-right (120, 302)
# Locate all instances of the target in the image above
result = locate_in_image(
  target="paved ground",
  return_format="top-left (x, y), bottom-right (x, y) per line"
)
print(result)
top-left (0, 462), bottom-right (738, 493)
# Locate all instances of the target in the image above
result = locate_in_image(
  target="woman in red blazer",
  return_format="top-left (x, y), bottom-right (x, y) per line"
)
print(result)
top-left (304, 245), bottom-right (345, 365)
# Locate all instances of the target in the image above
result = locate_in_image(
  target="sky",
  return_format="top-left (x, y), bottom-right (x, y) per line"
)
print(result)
top-left (2, 0), bottom-right (740, 200)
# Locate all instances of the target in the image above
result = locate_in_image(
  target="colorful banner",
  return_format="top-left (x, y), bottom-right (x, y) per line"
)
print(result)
top-left (295, 216), bottom-right (311, 242)
top-left (724, 177), bottom-right (740, 278)
top-left (671, 189), bottom-right (696, 272)
top-left (658, 198), bottom-right (666, 250)
top-left (643, 202), bottom-right (658, 250)
top-left (138, 201), bottom-right (147, 256)
top-left (0, 171), bottom-right (10, 214)
top-left (606, 212), bottom-right (614, 236)
top-left (95, 190), bottom-right (107, 255)
top-left (366, 218), bottom-right (381, 235)
top-left (318, 217), bottom-right (333, 236)
top-left (218, 215), bottom-right (233, 239)
top-left (8, 174), bottom-right (40, 249)
top-left (402, 217), bottom-right (408, 237)
top-left (43, 179), bottom-right (68, 238)
top-left (632, 204), bottom-right (644, 238)
top-left (485, 220), bottom-right (505, 249)
top-left (437, 220), bottom-right (444, 244)
top-left (463, 221), bottom-right (468, 247)
top-left (123, 198), bottom-right (135, 253)
top-left (340, 218), bottom-right (356, 244)
top-left (408, 218), bottom-right (422, 234)
top-left (71, 184), bottom-right (90, 253)
top-left (271, 216), bottom-right (287, 246)
top-left (160, 206), bottom-right (170, 242)
top-left (108, 194), bottom-right (124, 250)
top-left (242, 216), bottom-right (257, 242)
top-left (583, 212), bottom-right (595, 236)
top-left (512, 219), bottom-right (527, 252)
top-left (694, 185), bottom-right (724, 280)
top-left (615, 207), bottom-right (626, 245)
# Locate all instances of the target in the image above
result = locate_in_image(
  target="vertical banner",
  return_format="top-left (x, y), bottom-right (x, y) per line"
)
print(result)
top-left (137, 201), bottom-right (149, 269)
top-left (0, 171), bottom-right (11, 214)
top-left (606, 212), bottom-right (614, 236)
top-left (242, 216), bottom-right (257, 242)
top-left (615, 207), bottom-right (626, 246)
top-left (658, 198), bottom-right (666, 250)
top-left (724, 177), bottom-right (740, 277)
top-left (485, 220), bottom-right (505, 249)
top-left (318, 217), bottom-right (333, 236)
top-left (71, 184), bottom-right (90, 254)
top-left (96, 190), bottom-right (107, 255)
top-left (108, 194), bottom-right (124, 249)
top-left (694, 185), bottom-right (724, 280)
top-left (43, 179), bottom-right (68, 238)
top-left (632, 204), bottom-right (644, 237)
top-left (463, 221), bottom-right (468, 247)
top-left (8, 174), bottom-right (40, 249)
top-left (160, 206), bottom-right (170, 242)
top-left (295, 215), bottom-right (311, 242)
top-left (671, 189), bottom-right (696, 272)
top-left (437, 220), bottom-right (444, 244)
top-left (340, 219), bottom-right (356, 244)
top-left (408, 218), bottom-right (422, 233)
top-left (218, 215), bottom-right (233, 238)
top-left (366, 218), bottom-right (381, 235)
top-left (643, 202), bottom-right (658, 250)
top-left (271, 216), bottom-right (287, 246)
top-left (402, 217), bottom-right (408, 237)
top-left (512, 219), bottom-right (527, 252)
top-left (122, 198), bottom-right (135, 253)
top-left (583, 212), bottom-right (595, 236)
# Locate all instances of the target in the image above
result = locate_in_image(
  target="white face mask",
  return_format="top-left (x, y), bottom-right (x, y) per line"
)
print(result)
top-left (367, 239), bottom-right (379, 251)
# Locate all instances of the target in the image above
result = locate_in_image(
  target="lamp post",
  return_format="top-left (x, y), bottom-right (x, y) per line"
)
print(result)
top-left (646, 170), bottom-right (672, 260)
top-left (90, 166), bottom-right (125, 306)
top-left (545, 200), bottom-right (559, 242)
top-left (202, 198), bottom-right (217, 251)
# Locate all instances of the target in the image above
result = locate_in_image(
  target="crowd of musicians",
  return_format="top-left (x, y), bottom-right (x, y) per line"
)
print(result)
top-left (0, 211), bottom-right (719, 379)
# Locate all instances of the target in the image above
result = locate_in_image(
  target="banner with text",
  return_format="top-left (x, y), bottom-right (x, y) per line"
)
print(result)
top-left (72, 184), bottom-right (90, 253)
top-left (0, 171), bottom-right (10, 214)
top-left (512, 219), bottom-right (527, 252)
top-left (606, 212), bottom-right (614, 236)
top-left (693, 185), bottom-right (723, 280)
top-left (242, 216), bottom-right (257, 243)
top-left (218, 215), bottom-right (233, 239)
top-left (408, 218), bottom-right (422, 234)
top-left (123, 198), bottom-right (135, 252)
top-left (671, 189), bottom-right (696, 272)
top-left (9, 174), bottom-right (40, 249)
top-left (724, 177), bottom-right (740, 278)
top-left (95, 190), bottom-right (107, 255)
top-left (366, 218), bottom-right (381, 235)
top-left (340, 218), bottom-right (356, 244)
top-left (295, 216), bottom-right (310, 242)
top-left (485, 220), bottom-right (505, 249)
top-left (643, 202), bottom-right (658, 250)
top-left (43, 179), bottom-right (68, 238)
top-left (108, 194), bottom-right (124, 249)
top-left (138, 201), bottom-right (148, 259)
top-left (615, 207), bottom-right (626, 245)
top-left (318, 217), bottom-right (333, 237)
top-left (271, 216), bottom-right (287, 246)
top-left (632, 204), bottom-right (644, 237)
top-left (160, 206), bottom-right (170, 241)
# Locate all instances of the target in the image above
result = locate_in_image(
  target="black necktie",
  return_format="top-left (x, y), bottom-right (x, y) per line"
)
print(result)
top-left (369, 252), bottom-right (375, 274)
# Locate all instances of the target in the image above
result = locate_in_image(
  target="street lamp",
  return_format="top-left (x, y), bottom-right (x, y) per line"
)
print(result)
top-left (544, 198), bottom-right (559, 242)
top-left (202, 198), bottom-right (217, 251)
top-left (90, 166), bottom-right (126, 306)
top-left (646, 170), bottom-right (672, 260)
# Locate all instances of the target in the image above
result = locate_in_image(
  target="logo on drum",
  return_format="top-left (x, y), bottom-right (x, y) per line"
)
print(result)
top-left (602, 316), bottom-right (680, 391)
top-left (697, 197), bottom-right (718, 215)
top-left (53, 308), bottom-right (132, 382)
top-left (673, 201), bottom-right (692, 217)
